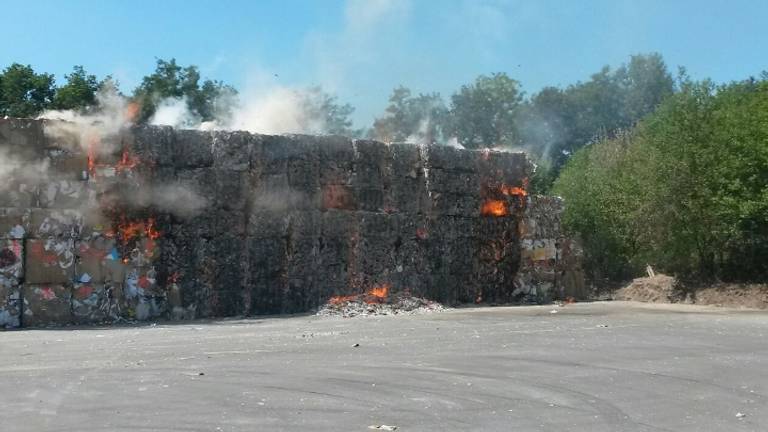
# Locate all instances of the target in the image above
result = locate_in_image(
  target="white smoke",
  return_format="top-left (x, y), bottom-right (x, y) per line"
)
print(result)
top-left (38, 84), bottom-right (134, 154)
top-left (403, 118), bottom-right (434, 146)
top-left (36, 86), bottom-right (210, 218)
top-left (150, 184), bottom-right (208, 217)
top-left (147, 85), bottom-right (333, 135)
top-left (228, 86), bottom-right (326, 135)
top-left (445, 137), bottom-right (464, 149)
top-left (149, 97), bottom-right (199, 129)
top-left (118, 182), bottom-right (208, 217)
top-left (0, 147), bottom-right (50, 191)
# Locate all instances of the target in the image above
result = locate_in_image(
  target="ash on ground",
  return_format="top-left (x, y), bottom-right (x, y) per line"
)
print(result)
top-left (317, 292), bottom-right (447, 318)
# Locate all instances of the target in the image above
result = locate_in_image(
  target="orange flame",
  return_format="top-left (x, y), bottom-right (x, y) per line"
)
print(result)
top-left (481, 200), bottom-right (509, 217)
top-left (329, 294), bottom-right (357, 305)
top-left (124, 102), bottom-right (140, 122)
top-left (115, 149), bottom-right (140, 173)
top-left (367, 284), bottom-right (389, 301)
top-left (328, 284), bottom-right (391, 305)
top-left (108, 217), bottom-right (161, 246)
top-left (87, 136), bottom-right (100, 177)
top-left (501, 185), bottom-right (528, 197)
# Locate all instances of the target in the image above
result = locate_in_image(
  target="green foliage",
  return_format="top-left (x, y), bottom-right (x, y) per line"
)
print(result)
top-left (132, 58), bottom-right (237, 124)
top-left (301, 86), bottom-right (357, 136)
top-left (372, 86), bottom-right (448, 144)
top-left (448, 73), bottom-right (523, 149)
top-left (52, 66), bottom-right (101, 111)
top-left (0, 63), bottom-right (56, 118)
top-left (523, 53), bottom-right (673, 170)
top-left (554, 75), bottom-right (768, 283)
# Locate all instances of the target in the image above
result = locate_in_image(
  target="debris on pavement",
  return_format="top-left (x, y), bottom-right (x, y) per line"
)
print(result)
top-left (317, 289), bottom-right (446, 318)
top-left (369, 425), bottom-right (398, 431)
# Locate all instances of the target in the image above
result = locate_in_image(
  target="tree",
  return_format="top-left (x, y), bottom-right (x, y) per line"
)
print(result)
top-left (52, 66), bottom-right (101, 111)
top-left (526, 53), bottom-right (674, 171)
top-left (132, 58), bottom-right (237, 124)
top-left (301, 86), bottom-right (356, 136)
top-left (0, 63), bottom-right (55, 118)
top-left (554, 74), bottom-right (768, 283)
top-left (618, 53), bottom-right (675, 123)
top-left (448, 73), bottom-right (523, 149)
top-left (372, 86), bottom-right (448, 144)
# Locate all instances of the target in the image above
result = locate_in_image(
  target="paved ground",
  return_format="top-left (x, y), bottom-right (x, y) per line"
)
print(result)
top-left (1, 301), bottom-right (767, 431)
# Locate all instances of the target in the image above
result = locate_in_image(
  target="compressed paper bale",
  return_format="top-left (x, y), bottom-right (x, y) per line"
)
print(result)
top-left (74, 238), bottom-right (113, 284)
top-left (176, 168), bottom-right (249, 212)
top-left (28, 209), bottom-right (83, 239)
top-left (286, 155), bottom-right (320, 189)
top-left (25, 238), bottom-right (75, 284)
top-left (173, 129), bottom-right (213, 168)
top-left (246, 236), bottom-right (287, 315)
top-left (258, 135), bottom-right (313, 176)
top-left (71, 283), bottom-right (122, 323)
top-left (317, 136), bottom-right (355, 184)
top-left (0, 118), bottom-right (47, 156)
top-left (247, 210), bottom-right (289, 238)
top-left (429, 191), bottom-right (484, 217)
top-left (423, 145), bottom-right (476, 171)
top-left (0, 181), bottom-right (38, 207)
top-left (0, 209), bottom-right (29, 239)
top-left (212, 131), bottom-right (254, 171)
top-left (477, 150), bottom-right (531, 185)
top-left (132, 124), bottom-right (175, 167)
top-left (350, 140), bottom-right (389, 188)
top-left (36, 179), bottom-right (90, 209)
top-left (0, 283), bottom-right (21, 328)
top-left (426, 168), bottom-right (481, 195)
top-left (47, 151), bottom-right (89, 181)
top-left (385, 146), bottom-right (429, 214)
top-left (319, 184), bottom-right (356, 211)
top-left (23, 284), bottom-right (72, 326)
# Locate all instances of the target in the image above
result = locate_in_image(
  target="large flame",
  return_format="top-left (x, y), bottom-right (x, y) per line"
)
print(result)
top-left (107, 217), bottom-right (160, 245)
top-left (481, 180), bottom-right (528, 216)
top-left (481, 200), bottom-right (509, 217)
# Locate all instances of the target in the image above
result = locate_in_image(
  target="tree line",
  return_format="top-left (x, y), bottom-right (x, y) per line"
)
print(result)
top-left (554, 73), bottom-right (768, 285)
top-left (0, 54), bottom-right (672, 169)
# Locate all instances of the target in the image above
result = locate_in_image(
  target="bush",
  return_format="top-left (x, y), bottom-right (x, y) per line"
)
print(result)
top-left (554, 76), bottom-right (768, 283)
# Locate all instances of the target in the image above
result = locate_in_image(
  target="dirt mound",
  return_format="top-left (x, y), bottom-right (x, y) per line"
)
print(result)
top-left (615, 274), bottom-right (680, 303)
top-left (615, 274), bottom-right (768, 309)
top-left (693, 284), bottom-right (768, 309)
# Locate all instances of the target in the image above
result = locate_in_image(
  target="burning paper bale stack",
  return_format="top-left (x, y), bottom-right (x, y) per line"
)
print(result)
top-left (0, 118), bottom-right (582, 327)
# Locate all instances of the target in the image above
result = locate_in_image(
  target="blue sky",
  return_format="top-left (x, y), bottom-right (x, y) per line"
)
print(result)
top-left (2, 0), bottom-right (766, 127)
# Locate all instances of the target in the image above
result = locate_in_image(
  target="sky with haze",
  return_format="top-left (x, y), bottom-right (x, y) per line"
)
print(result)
top-left (2, 0), bottom-right (765, 127)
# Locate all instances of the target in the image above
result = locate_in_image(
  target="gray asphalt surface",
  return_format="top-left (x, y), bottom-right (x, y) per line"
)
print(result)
top-left (1, 301), bottom-right (767, 431)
